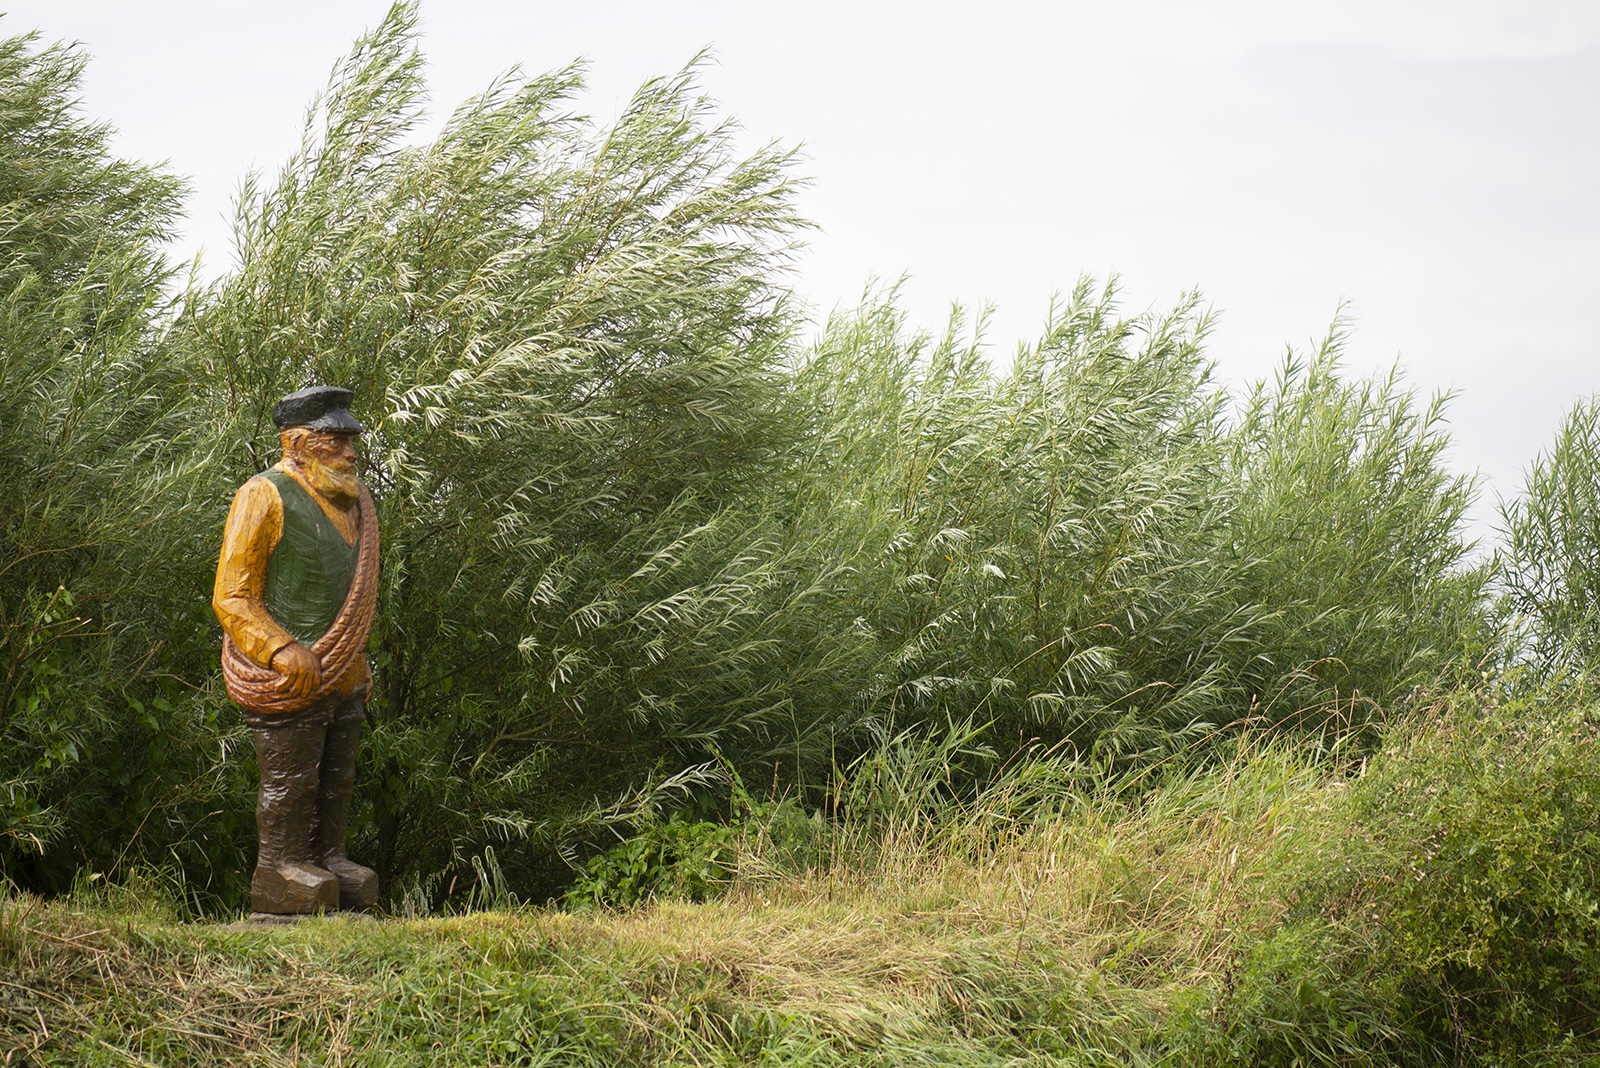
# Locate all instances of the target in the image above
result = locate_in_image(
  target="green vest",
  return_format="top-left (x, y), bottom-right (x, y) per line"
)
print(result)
top-left (262, 470), bottom-right (360, 645)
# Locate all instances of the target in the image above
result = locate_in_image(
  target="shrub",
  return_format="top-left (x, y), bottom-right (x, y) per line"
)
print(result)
top-left (1223, 320), bottom-right (1487, 735)
top-left (565, 815), bottom-right (737, 910)
top-left (784, 294), bottom-right (1486, 770)
top-left (1498, 395), bottom-right (1600, 679)
top-left (1208, 684), bottom-right (1600, 1066)
top-left (175, 2), bottom-right (825, 903)
top-left (0, 6), bottom-right (1493, 913)
top-left (0, 23), bottom-right (247, 901)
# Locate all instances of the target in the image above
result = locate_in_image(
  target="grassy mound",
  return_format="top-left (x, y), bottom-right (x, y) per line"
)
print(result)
top-left (6, 687), bottom-right (1600, 1066)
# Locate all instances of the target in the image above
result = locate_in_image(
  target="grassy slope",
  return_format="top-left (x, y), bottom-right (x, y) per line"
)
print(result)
top-left (1, 750), bottom-right (1314, 1067)
top-left (8, 689), bottom-right (1600, 1067)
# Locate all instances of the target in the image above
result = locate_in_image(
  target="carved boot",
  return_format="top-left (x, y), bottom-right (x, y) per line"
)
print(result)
top-left (314, 716), bottom-right (379, 910)
top-left (252, 722), bottom-right (338, 914)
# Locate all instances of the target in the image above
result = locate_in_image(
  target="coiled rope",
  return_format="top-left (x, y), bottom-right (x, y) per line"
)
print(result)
top-left (222, 485), bottom-right (380, 715)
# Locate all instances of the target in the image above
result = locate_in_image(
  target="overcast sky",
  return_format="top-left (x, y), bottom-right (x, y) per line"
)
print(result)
top-left (7, 1), bottom-right (1599, 547)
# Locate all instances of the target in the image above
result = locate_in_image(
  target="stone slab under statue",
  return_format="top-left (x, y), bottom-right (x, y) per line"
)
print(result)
top-left (213, 385), bottom-right (381, 917)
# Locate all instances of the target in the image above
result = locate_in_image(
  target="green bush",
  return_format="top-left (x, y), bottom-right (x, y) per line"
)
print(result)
top-left (1207, 684), bottom-right (1600, 1066)
top-left (0, 5), bottom-right (1495, 914)
top-left (784, 293), bottom-right (1485, 770)
top-left (785, 283), bottom-right (1241, 764)
top-left (1224, 324), bottom-right (1487, 734)
top-left (0, 23), bottom-right (251, 902)
top-left (563, 789), bottom-right (822, 911)
top-left (565, 814), bottom-right (737, 910)
top-left (1498, 395), bottom-right (1600, 679)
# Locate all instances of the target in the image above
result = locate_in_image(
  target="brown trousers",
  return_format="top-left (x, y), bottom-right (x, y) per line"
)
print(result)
top-left (246, 688), bottom-right (367, 912)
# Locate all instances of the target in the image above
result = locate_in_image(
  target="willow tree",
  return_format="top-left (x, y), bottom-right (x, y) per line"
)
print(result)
top-left (178, 3), bottom-right (828, 899)
top-left (780, 289), bottom-right (1488, 769)
top-left (1498, 396), bottom-right (1600, 679)
top-left (1225, 326), bottom-right (1487, 731)
top-left (781, 281), bottom-right (1251, 766)
top-left (0, 26), bottom-right (227, 889)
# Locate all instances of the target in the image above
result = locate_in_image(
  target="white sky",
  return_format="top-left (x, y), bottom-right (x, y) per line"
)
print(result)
top-left (7, 1), bottom-right (1599, 548)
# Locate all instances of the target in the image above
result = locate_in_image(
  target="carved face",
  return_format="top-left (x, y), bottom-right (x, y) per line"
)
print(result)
top-left (286, 429), bottom-right (361, 503)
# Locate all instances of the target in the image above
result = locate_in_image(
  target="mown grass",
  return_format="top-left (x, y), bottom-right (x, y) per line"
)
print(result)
top-left (7, 686), bottom-right (1600, 1066)
top-left (1, 742), bottom-right (1319, 1066)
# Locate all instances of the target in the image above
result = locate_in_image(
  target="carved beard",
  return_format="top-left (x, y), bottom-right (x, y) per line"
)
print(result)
top-left (286, 440), bottom-right (361, 505)
top-left (302, 454), bottom-right (361, 504)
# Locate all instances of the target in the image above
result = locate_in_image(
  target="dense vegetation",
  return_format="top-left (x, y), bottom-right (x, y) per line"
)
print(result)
top-left (10, 686), bottom-right (1600, 1066)
top-left (4, 6), bottom-right (1600, 1063)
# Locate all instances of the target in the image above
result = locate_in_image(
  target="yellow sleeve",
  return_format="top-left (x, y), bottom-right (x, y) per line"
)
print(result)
top-left (212, 477), bottom-right (298, 670)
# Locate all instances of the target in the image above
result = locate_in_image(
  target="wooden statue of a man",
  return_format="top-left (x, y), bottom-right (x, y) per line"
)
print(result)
top-left (213, 386), bottom-right (381, 916)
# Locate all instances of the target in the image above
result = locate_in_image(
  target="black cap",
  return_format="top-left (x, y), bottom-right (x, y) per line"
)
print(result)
top-left (272, 386), bottom-right (364, 433)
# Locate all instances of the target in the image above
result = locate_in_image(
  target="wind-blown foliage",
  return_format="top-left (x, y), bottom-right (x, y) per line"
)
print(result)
top-left (178, 2), bottom-right (828, 898)
top-left (784, 282), bottom-right (1244, 764)
top-left (783, 290), bottom-right (1485, 768)
top-left (1497, 396), bottom-right (1600, 679)
top-left (0, 6), bottom-right (1500, 911)
top-left (0, 27), bottom-right (233, 890)
top-left (1224, 323), bottom-right (1487, 730)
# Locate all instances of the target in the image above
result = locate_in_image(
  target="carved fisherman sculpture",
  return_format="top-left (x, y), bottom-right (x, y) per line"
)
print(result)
top-left (213, 386), bottom-right (381, 916)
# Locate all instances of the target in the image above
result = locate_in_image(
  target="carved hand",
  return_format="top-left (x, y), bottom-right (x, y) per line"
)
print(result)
top-left (271, 642), bottom-right (322, 700)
